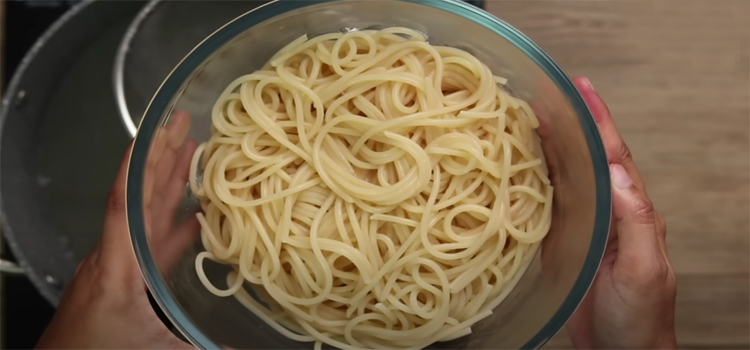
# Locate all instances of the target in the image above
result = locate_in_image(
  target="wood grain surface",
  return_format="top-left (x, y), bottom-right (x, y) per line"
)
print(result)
top-left (485, 1), bottom-right (750, 348)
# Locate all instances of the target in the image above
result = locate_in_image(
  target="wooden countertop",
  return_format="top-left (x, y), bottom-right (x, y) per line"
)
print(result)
top-left (486, 0), bottom-right (750, 348)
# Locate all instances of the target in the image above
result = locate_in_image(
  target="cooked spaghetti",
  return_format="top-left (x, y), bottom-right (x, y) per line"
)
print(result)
top-left (189, 27), bottom-right (553, 350)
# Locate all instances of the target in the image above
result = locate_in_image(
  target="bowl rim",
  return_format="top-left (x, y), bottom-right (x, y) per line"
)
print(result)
top-left (126, 0), bottom-right (612, 348)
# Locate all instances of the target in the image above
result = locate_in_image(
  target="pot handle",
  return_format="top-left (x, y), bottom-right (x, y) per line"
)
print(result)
top-left (1, 225), bottom-right (24, 274)
top-left (0, 259), bottom-right (24, 275)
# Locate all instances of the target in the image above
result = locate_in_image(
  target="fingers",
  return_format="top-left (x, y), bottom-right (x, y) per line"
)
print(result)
top-left (161, 139), bottom-right (199, 222)
top-left (610, 164), bottom-right (663, 269)
top-left (143, 128), bottom-right (169, 224)
top-left (574, 76), bottom-right (670, 274)
top-left (155, 217), bottom-right (201, 274)
top-left (611, 165), bottom-right (672, 292)
top-left (655, 212), bottom-right (670, 259)
top-left (573, 77), bottom-right (646, 191)
top-left (655, 212), bottom-right (667, 241)
top-left (152, 138), bottom-right (200, 274)
top-left (148, 112), bottom-right (199, 275)
top-left (153, 112), bottom-right (193, 198)
top-left (145, 112), bottom-right (192, 232)
top-left (98, 111), bottom-right (194, 288)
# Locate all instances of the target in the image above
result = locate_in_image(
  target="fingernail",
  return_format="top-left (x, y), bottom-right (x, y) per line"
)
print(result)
top-left (580, 77), bottom-right (595, 92)
top-left (611, 164), bottom-right (633, 189)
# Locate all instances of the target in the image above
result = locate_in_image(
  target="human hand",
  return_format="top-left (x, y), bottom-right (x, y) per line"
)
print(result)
top-left (566, 78), bottom-right (677, 349)
top-left (35, 112), bottom-right (199, 349)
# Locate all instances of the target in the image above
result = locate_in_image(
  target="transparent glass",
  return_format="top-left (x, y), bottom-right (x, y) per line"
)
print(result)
top-left (126, 0), bottom-right (612, 349)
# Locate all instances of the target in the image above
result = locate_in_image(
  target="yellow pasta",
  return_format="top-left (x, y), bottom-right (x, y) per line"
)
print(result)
top-left (190, 27), bottom-right (553, 350)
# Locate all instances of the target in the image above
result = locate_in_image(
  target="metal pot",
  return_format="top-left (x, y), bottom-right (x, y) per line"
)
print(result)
top-left (115, 0), bottom-right (271, 138)
top-left (0, 0), bottom-right (146, 304)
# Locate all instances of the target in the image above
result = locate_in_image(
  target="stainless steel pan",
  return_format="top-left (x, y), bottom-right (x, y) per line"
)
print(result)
top-left (0, 0), bottom-right (146, 304)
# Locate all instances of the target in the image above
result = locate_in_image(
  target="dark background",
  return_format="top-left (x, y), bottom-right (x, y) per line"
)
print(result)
top-left (2, 2), bottom-right (78, 348)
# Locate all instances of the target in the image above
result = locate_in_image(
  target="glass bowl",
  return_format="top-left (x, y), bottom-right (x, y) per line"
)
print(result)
top-left (126, 0), bottom-right (612, 349)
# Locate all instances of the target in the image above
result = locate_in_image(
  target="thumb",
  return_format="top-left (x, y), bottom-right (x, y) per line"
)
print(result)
top-left (610, 163), bottom-right (661, 266)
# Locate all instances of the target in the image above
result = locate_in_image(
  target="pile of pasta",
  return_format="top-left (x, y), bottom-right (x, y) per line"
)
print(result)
top-left (189, 27), bottom-right (553, 350)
